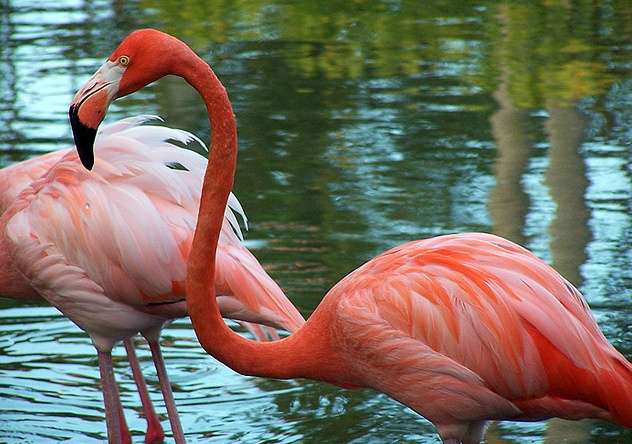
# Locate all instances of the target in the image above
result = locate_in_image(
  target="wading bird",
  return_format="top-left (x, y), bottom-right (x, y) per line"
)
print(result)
top-left (1, 141), bottom-right (167, 443)
top-left (0, 117), bottom-right (305, 443)
top-left (70, 29), bottom-right (632, 444)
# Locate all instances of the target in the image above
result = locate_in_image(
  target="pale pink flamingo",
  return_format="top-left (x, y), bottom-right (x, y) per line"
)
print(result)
top-left (0, 117), bottom-right (305, 443)
top-left (69, 29), bottom-right (632, 444)
top-left (1, 142), bottom-right (166, 443)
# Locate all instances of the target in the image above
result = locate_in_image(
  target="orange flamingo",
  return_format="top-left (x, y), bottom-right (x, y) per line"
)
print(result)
top-left (0, 117), bottom-right (305, 443)
top-left (69, 29), bottom-right (632, 444)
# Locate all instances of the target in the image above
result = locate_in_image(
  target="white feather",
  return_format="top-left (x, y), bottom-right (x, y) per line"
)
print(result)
top-left (98, 115), bottom-right (164, 137)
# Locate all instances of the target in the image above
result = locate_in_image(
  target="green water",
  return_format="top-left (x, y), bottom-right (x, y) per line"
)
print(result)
top-left (1, 0), bottom-right (631, 442)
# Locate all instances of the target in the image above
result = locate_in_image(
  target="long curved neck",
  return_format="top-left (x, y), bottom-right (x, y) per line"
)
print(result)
top-left (182, 56), bottom-right (327, 380)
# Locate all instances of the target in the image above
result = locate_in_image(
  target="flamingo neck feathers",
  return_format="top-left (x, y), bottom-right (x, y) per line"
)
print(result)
top-left (181, 54), bottom-right (330, 381)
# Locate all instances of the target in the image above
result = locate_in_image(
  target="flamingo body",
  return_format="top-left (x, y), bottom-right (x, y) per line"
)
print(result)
top-left (3, 118), bottom-right (302, 349)
top-left (317, 233), bottom-right (632, 438)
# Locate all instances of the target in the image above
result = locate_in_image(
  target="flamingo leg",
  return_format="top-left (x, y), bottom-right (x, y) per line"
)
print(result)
top-left (97, 349), bottom-right (131, 444)
top-left (463, 420), bottom-right (487, 444)
top-left (117, 406), bottom-right (132, 444)
top-left (124, 337), bottom-right (165, 444)
top-left (144, 334), bottom-right (186, 444)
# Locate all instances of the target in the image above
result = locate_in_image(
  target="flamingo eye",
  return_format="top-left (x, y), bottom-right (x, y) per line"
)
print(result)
top-left (117, 55), bottom-right (130, 66)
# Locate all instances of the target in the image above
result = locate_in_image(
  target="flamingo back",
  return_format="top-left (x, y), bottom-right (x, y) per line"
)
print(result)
top-left (333, 233), bottom-right (631, 427)
top-left (0, 149), bottom-right (68, 213)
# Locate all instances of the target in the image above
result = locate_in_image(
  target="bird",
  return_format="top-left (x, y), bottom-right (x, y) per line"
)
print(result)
top-left (0, 143), bottom-right (167, 443)
top-left (68, 29), bottom-right (632, 444)
top-left (0, 115), bottom-right (305, 443)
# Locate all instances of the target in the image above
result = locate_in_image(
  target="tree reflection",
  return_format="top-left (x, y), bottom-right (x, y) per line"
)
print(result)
top-left (544, 104), bottom-right (590, 287)
top-left (488, 74), bottom-right (532, 245)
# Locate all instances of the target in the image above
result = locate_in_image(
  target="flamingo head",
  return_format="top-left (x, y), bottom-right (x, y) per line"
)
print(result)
top-left (69, 29), bottom-right (193, 169)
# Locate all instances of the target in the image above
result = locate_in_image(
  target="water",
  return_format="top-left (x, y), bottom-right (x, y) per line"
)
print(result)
top-left (1, 0), bottom-right (631, 442)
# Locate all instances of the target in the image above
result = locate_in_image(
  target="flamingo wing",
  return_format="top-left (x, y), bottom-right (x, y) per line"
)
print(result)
top-left (334, 233), bottom-right (630, 428)
top-left (0, 116), bottom-right (169, 214)
top-left (0, 149), bottom-right (68, 213)
top-left (3, 128), bottom-right (206, 348)
top-left (5, 117), bottom-right (303, 341)
top-left (335, 264), bottom-right (520, 432)
top-left (6, 136), bottom-right (198, 305)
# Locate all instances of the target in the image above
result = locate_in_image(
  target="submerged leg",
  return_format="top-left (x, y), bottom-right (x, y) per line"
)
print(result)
top-left (463, 420), bottom-right (488, 444)
top-left (124, 337), bottom-right (165, 444)
top-left (143, 328), bottom-right (186, 444)
top-left (117, 406), bottom-right (132, 444)
top-left (97, 349), bottom-right (131, 444)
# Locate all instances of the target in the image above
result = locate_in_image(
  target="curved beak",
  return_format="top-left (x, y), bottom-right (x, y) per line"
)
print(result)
top-left (69, 61), bottom-right (123, 170)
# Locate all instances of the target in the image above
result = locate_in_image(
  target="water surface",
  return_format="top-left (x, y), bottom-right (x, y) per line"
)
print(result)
top-left (1, 1), bottom-right (631, 442)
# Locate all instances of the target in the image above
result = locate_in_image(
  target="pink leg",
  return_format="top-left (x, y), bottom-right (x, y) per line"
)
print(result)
top-left (97, 349), bottom-right (131, 444)
top-left (124, 338), bottom-right (165, 444)
top-left (145, 335), bottom-right (186, 444)
top-left (118, 407), bottom-right (132, 444)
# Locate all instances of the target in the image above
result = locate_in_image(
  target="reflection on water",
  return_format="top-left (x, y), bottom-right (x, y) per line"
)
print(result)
top-left (1, 1), bottom-right (631, 442)
top-left (545, 104), bottom-right (590, 288)
top-left (488, 72), bottom-right (531, 246)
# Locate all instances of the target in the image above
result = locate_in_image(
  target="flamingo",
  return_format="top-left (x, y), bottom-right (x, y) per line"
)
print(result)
top-left (1, 143), bottom-right (169, 443)
top-left (0, 126), bottom-right (269, 443)
top-left (0, 117), bottom-right (305, 443)
top-left (69, 29), bottom-right (632, 444)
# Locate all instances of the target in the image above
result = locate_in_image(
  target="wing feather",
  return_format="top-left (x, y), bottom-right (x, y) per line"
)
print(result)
top-left (332, 233), bottom-right (619, 410)
top-left (337, 291), bottom-right (520, 425)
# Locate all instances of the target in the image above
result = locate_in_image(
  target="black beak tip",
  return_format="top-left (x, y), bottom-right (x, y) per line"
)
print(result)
top-left (68, 105), bottom-right (96, 170)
